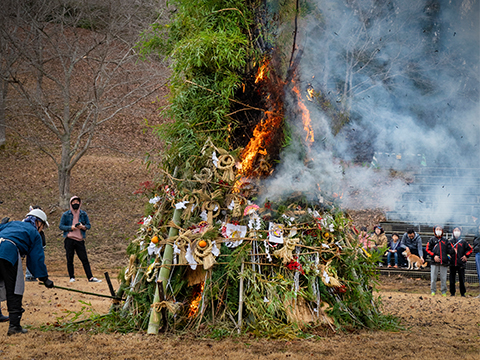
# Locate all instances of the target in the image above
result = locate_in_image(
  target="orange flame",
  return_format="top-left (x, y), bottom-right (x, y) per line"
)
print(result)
top-left (306, 88), bottom-right (315, 102)
top-left (255, 58), bottom-right (269, 84)
top-left (188, 282), bottom-right (204, 318)
top-left (292, 84), bottom-right (314, 144)
top-left (238, 111), bottom-right (282, 177)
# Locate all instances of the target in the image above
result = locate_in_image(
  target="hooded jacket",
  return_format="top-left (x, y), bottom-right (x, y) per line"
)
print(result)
top-left (449, 235), bottom-right (473, 268)
top-left (400, 231), bottom-right (423, 258)
top-left (370, 226), bottom-right (388, 247)
top-left (0, 221), bottom-right (49, 278)
top-left (426, 227), bottom-right (453, 266)
top-left (59, 196), bottom-right (91, 239)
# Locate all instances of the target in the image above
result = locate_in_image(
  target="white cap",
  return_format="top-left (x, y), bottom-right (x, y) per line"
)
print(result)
top-left (26, 209), bottom-right (49, 228)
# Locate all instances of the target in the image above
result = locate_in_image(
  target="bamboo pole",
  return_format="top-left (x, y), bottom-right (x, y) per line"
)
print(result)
top-left (147, 208), bottom-right (182, 334)
top-left (237, 261), bottom-right (245, 334)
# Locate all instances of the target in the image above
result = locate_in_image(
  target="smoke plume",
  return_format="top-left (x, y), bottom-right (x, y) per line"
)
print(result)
top-left (261, 0), bottom-right (479, 225)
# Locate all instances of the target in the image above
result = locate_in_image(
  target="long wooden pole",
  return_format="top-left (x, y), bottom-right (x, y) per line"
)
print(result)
top-left (147, 208), bottom-right (182, 334)
top-left (237, 261), bottom-right (245, 334)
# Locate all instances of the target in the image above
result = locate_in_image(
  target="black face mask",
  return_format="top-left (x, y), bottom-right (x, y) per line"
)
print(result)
top-left (72, 203), bottom-right (80, 210)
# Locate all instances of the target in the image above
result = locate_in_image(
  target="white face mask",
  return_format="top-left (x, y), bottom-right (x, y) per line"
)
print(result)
top-left (453, 231), bottom-right (461, 238)
top-left (435, 230), bottom-right (442, 236)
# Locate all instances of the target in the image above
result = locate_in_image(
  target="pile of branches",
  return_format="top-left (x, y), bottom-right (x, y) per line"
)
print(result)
top-left (114, 141), bottom-right (398, 338)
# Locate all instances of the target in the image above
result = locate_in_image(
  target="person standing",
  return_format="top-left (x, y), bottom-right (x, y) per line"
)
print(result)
top-left (0, 209), bottom-right (54, 335)
top-left (472, 225), bottom-right (480, 298)
top-left (426, 226), bottom-right (453, 296)
top-left (448, 227), bottom-right (473, 297)
top-left (25, 206), bottom-right (47, 282)
top-left (59, 196), bottom-right (101, 283)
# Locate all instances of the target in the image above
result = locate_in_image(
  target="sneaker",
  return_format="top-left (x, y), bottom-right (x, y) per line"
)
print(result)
top-left (69, 278), bottom-right (76, 283)
top-left (442, 293), bottom-right (447, 297)
top-left (475, 294), bottom-right (480, 298)
top-left (431, 292), bottom-right (436, 296)
top-left (89, 277), bottom-right (102, 283)
top-left (25, 276), bottom-right (37, 282)
top-left (378, 262), bottom-right (383, 267)
top-left (393, 265), bottom-right (398, 268)
top-left (0, 314), bottom-right (9, 322)
top-left (387, 264), bottom-right (392, 268)
top-left (7, 325), bottom-right (27, 336)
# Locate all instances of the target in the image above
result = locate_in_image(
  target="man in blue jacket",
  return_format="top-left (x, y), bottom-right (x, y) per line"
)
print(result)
top-left (0, 209), bottom-right (54, 335)
top-left (59, 196), bottom-right (101, 283)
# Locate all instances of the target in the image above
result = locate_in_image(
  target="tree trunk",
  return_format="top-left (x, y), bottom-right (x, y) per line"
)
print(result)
top-left (0, 79), bottom-right (6, 147)
top-left (58, 140), bottom-right (72, 209)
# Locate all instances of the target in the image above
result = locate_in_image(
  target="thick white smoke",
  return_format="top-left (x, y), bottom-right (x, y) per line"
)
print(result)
top-left (261, 0), bottom-right (479, 224)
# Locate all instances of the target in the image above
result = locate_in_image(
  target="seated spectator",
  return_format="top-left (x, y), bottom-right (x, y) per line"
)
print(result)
top-left (400, 228), bottom-right (424, 267)
top-left (371, 226), bottom-right (388, 249)
top-left (386, 233), bottom-right (401, 268)
top-left (358, 226), bottom-right (374, 250)
top-left (370, 225), bottom-right (388, 266)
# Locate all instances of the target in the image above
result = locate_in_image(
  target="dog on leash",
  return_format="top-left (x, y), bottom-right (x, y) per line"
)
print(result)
top-left (402, 247), bottom-right (427, 270)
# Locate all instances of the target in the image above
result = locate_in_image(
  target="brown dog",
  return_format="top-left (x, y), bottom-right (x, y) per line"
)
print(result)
top-left (402, 247), bottom-right (427, 270)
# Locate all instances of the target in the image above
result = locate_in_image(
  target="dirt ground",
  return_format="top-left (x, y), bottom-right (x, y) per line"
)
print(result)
top-left (0, 274), bottom-right (477, 360)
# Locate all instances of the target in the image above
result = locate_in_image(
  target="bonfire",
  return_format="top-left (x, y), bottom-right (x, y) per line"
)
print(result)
top-left (117, 135), bottom-right (390, 337)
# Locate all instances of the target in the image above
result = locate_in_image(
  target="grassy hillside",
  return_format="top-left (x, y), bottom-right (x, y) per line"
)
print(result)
top-left (0, 94), bottom-right (168, 277)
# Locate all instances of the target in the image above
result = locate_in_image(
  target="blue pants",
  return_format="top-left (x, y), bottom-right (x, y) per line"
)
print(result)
top-left (387, 251), bottom-right (398, 266)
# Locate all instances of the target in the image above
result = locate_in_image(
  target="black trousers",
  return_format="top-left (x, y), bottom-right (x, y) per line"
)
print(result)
top-left (64, 238), bottom-right (93, 279)
top-left (449, 265), bottom-right (466, 296)
top-left (0, 259), bottom-right (24, 326)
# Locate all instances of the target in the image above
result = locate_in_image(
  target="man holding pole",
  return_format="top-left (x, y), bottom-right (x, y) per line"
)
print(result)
top-left (0, 209), bottom-right (54, 335)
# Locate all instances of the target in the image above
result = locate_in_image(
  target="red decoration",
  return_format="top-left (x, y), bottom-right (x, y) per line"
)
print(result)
top-left (285, 259), bottom-right (305, 275)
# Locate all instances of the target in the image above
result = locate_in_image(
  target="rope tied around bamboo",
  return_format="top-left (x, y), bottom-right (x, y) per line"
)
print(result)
top-left (124, 254), bottom-right (137, 284)
top-left (151, 300), bottom-right (179, 314)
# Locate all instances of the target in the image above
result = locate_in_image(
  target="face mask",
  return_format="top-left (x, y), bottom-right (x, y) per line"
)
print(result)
top-left (72, 203), bottom-right (80, 210)
top-left (435, 230), bottom-right (442, 236)
top-left (453, 231), bottom-right (461, 238)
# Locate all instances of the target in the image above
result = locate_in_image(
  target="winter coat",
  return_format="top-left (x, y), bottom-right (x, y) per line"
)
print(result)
top-left (0, 221), bottom-right (49, 279)
top-left (426, 236), bottom-right (453, 266)
top-left (473, 231), bottom-right (480, 254)
top-left (59, 210), bottom-right (91, 239)
top-left (449, 237), bottom-right (473, 268)
top-left (400, 232), bottom-right (424, 258)
top-left (370, 232), bottom-right (388, 247)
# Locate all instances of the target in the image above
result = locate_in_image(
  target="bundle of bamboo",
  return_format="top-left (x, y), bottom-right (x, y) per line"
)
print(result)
top-left (117, 142), bottom-right (396, 337)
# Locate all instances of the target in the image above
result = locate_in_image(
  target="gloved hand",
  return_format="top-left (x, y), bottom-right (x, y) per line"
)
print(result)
top-left (43, 279), bottom-right (54, 288)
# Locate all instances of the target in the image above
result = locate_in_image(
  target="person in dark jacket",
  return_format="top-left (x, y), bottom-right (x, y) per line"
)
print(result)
top-left (472, 225), bottom-right (480, 298)
top-left (426, 226), bottom-right (453, 296)
top-left (0, 209), bottom-right (54, 335)
top-left (400, 229), bottom-right (424, 267)
top-left (448, 227), bottom-right (473, 297)
top-left (59, 196), bottom-right (101, 283)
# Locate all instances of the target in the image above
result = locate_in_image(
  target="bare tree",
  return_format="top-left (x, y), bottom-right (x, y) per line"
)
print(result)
top-left (1, 0), bottom-right (168, 207)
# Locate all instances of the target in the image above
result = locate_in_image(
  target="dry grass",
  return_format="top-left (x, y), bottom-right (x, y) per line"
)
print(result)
top-left (0, 275), bottom-right (478, 359)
